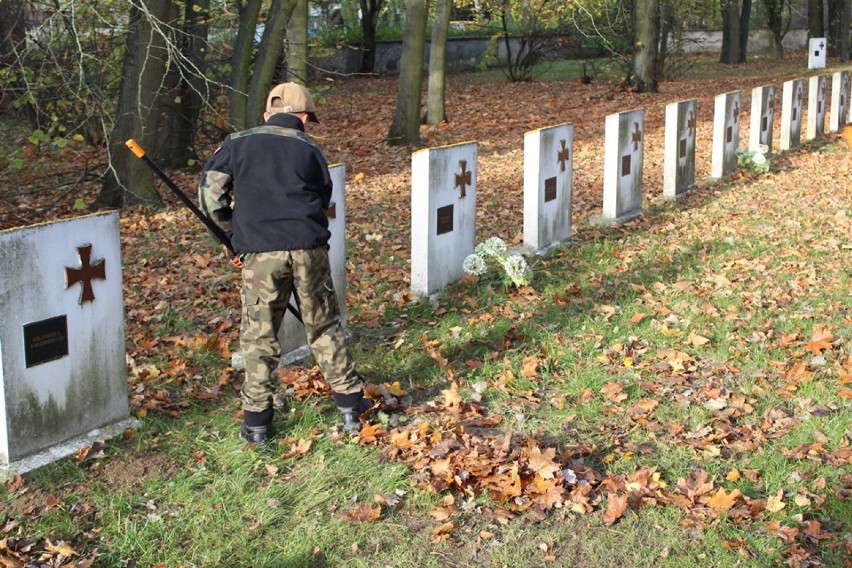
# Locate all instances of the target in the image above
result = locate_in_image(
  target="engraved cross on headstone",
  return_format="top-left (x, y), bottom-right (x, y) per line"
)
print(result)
top-left (631, 122), bottom-right (642, 151)
top-left (768, 93), bottom-right (775, 114)
top-left (733, 101), bottom-right (740, 123)
top-left (66, 244), bottom-right (106, 304)
top-left (557, 139), bottom-right (570, 172)
top-left (819, 41), bottom-right (825, 50)
top-left (454, 160), bottom-right (472, 198)
top-left (687, 111), bottom-right (696, 136)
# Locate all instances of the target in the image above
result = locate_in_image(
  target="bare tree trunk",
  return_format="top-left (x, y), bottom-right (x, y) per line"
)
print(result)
top-left (359, 0), bottom-right (384, 73)
top-left (0, 0), bottom-right (25, 67)
top-left (97, 0), bottom-right (171, 208)
top-left (720, 0), bottom-right (743, 64)
top-left (286, 0), bottom-right (308, 83)
top-left (633, 0), bottom-right (660, 92)
top-left (387, 0), bottom-right (430, 145)
top-left (229, 0), bottom-right (263, 131)
top-left (246, 0), bottom-right (297, 126)
top-left (739, 0), bottom-right (752, 62)
top-left (155, 0), bottom-right (209, 168)
top-left (841, 0), bottom-right (851, 60)
top-left (808, 0), bottom-right (825, 38)
top-left (762, 0), bottom-right (790, 58)
top-left (427, 0), bottom-right (453, 124)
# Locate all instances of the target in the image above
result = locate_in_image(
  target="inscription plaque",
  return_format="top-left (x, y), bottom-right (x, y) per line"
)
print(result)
top-left (436, 204), bottom-right (454, 235)
top-left (726, 126), bottom-right (733, 143)
top-left (679, 138), bottom-right (687, 158)
top-left (621, 155), bottom-right (631, 177)
top-left (544, 177), bottom-right (557, 202)
top-left (762, 116), bottom-right (768, 132)
top-left (24, 315), bottom-right (69, 368)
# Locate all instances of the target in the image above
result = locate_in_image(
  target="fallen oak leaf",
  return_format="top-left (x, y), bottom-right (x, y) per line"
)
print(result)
top-left (765, 490), bottom-right (786, 513)
top-left (706, 488), bottom-right (742, 514)
top-left (342, 502), bottom-right (381, 523)
top-left (602, 493), bottom-right (628, 526)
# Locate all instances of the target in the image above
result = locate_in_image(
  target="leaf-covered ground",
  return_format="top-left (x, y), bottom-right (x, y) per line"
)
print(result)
top-left (1, 54), bottom-right (850, 567)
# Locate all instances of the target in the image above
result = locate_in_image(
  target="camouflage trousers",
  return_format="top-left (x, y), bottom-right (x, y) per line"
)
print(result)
top-left (239, 247), bottom-right (362, 412)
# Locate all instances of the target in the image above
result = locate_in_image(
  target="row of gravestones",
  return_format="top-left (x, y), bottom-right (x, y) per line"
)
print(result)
top-left (1, 68), bottom-right (850, 476)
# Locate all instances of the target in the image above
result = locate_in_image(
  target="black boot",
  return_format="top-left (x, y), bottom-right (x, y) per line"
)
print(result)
top-left (333, 392), bottom-right (373, 435)
top-left (240, 408), bottom-right (273, 445)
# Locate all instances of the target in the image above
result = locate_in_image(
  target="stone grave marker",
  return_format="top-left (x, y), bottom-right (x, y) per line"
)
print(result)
top-left (591, 109), bottom-right (645, 225)
top-left (663, 99), bottom-right (698, 200)
top-left (275, 164), bottom-right (348, 362)
top-left (411, 142), bottom-right (478, 297)
top-left (807, 75), bottom-right (828, 141)
top-left (780, 79), bottom-right (804, 151)
top-left (711, 91), bottom-right (741, 179)
top-left (0, 212), bottom-right (131, 475)
top-left (829, 70), bottom-right (850, 133)
top-left (749, 85), bottom-right (776, 154)
top-left (808, 38), bottom-right (827, 69)
top-left (523, 123), bottom-right (574, 252)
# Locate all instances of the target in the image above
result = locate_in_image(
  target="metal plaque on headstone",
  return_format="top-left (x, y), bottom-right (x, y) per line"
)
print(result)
top-left (23, 316), bottom-right (69, 368)
top-left (436, 204), bottom-right (454, 235)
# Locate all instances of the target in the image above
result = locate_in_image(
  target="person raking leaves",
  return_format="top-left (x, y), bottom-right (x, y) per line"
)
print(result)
top-left (198, 82), bottom-right (373, 444)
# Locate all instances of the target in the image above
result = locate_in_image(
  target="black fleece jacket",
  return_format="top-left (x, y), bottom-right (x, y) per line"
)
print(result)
top-left (198, 112), bottom-right (333, 254)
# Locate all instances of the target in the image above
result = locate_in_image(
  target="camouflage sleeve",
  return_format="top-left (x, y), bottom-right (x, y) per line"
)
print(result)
top-left (198, 145), bottom-right (234, 238)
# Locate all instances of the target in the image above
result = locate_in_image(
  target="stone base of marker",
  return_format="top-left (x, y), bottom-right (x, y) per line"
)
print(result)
top-left (589, 210), bottom-right (643, 226)
top-left (1, 418), bottom-right (139, 481)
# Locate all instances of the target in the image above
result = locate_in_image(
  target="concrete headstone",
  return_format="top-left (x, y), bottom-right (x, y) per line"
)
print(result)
top-left (523, 123), bottom-right (574, 252)
top-left (663, 99), bottom-right (698, 200)
top-left (711, 91), bottom-right (741, 179)
top-left (808, 38), bottom-right (827, 69)
top-left (780, 79), bottom-right (804, 151)
top-left (749, 85), bottom-right (776, 154)
top-left (0, 212), bottom-right (130, 474)
top-left (806, 75), bottom-right (828, 141)
top-left (829, 70), bottom-right (850, 133)
top-left (592, 109), bottom-right (645, 225)
top-left (276, 164), bottom-right (348, 362)
top-left (411, 142), bottom-right (478, 297)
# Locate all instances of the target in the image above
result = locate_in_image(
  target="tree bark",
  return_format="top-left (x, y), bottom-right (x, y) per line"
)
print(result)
top-left (387, 0), bottom-right (430, 145)
top-left (155, 0), bottom-right (210, 168)
top-left (359, 0), bottom-right (384, 73)
top-left (808, 0), bottom-right (825, 38)
top-left (97, 0), bottom-right (171, 209)
top-left (739, 0), bottom-right (752, 62)
top-left (720, 0), bottom-right (743, 64)
top-left (0, 0), bottom-right (25, 67)
top-left (762, 0), bottom-right (789, 58)
top-left (633, 0), bottom-right (660, 92)
top-left (286, 0), bottom-right (308, 83)
top-left (229, 0), bottom-right (263, 131)
top-left (427, 0), bottom-right (453, 124)
top-left (246, 0), bottom-right (297, 127)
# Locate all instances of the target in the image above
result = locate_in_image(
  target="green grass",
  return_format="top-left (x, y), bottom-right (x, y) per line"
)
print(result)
top-left (3, 98), bottom-right (851, 568)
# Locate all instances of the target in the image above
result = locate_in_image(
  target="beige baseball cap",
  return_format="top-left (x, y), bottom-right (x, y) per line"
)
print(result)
top-left (266, 82), bottom-right (319, 123)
